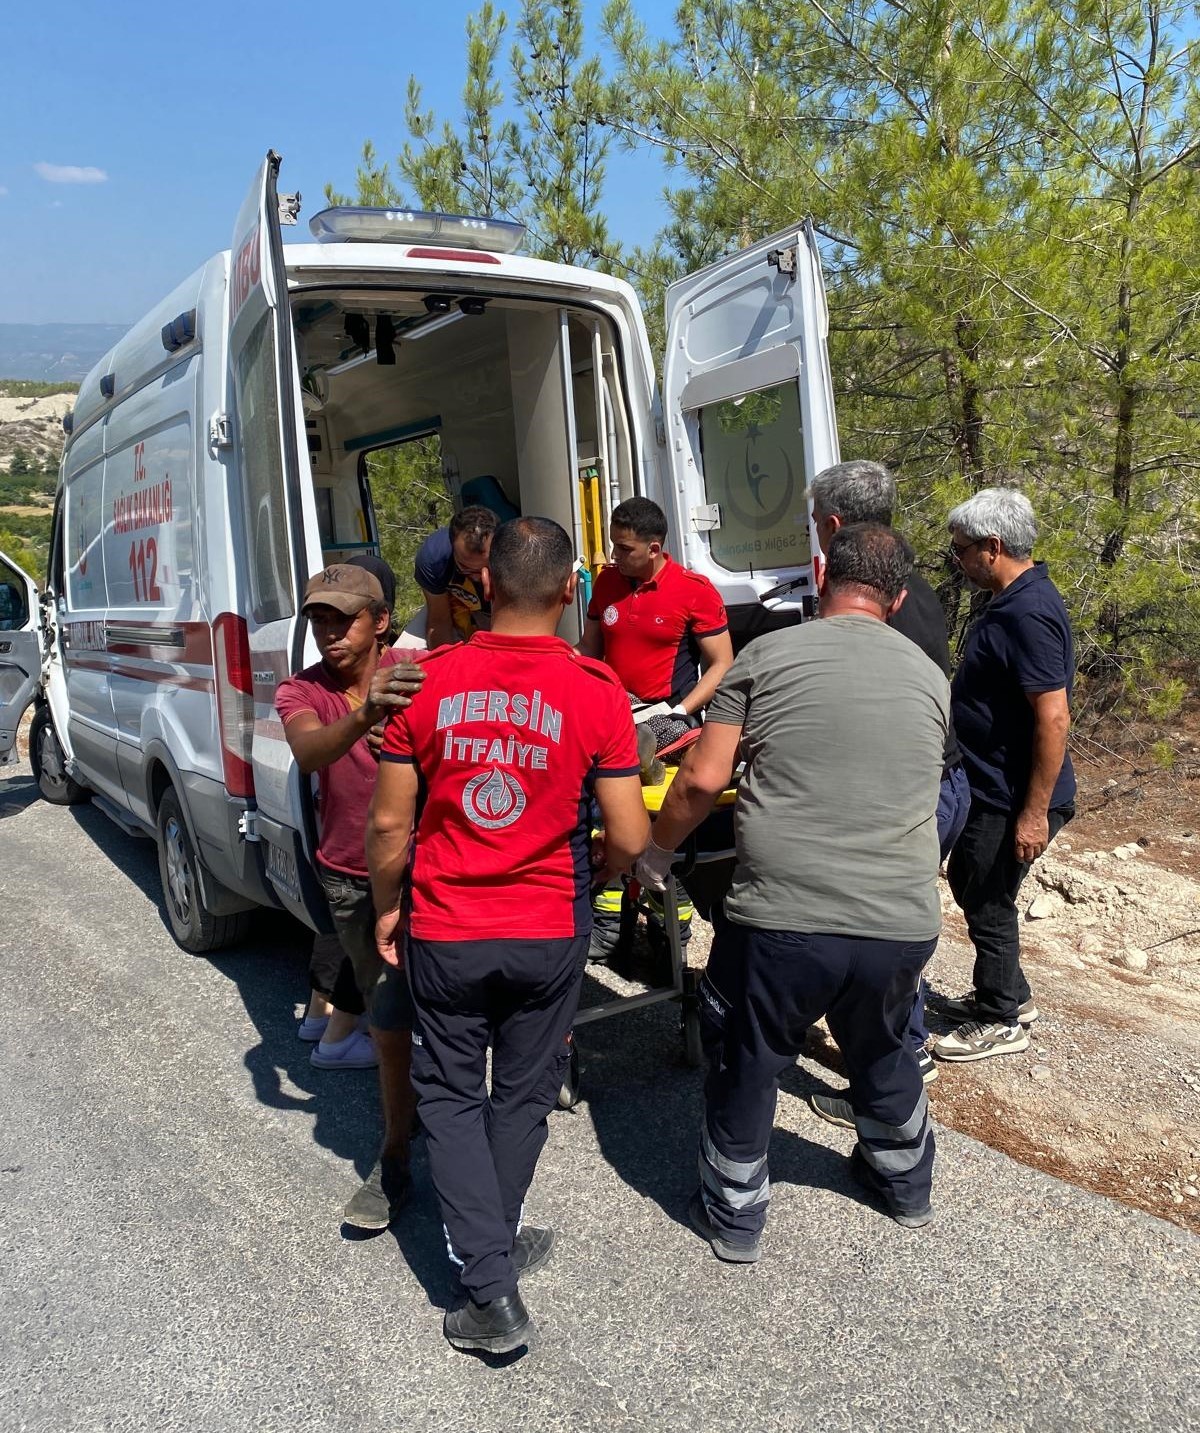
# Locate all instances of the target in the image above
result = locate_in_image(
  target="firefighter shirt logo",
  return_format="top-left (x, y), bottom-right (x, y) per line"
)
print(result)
top-left (462, 767), bottom-right (527, 829)
top-left (602, 604), bottom-right (619, 627)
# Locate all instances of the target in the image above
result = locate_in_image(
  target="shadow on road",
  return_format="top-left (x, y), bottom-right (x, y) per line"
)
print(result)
top-left (46, 794), bottom-right (462, 1299)
top-left (0, 771), bottom-right (42, 820)
top-left (56, 798), bottom-right (388, 1164)
top-left (28, 776), bottom-right (890, 1283)
top-left (575, 983), bottom-right (883, 1228)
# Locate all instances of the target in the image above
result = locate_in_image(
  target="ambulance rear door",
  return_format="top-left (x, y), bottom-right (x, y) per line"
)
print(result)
top-left (227, 149), bottom-right (328, 925)
top-left (662, 221), bottom-right (839, 647)
top-left (0, 548), bottom-right (41, 765)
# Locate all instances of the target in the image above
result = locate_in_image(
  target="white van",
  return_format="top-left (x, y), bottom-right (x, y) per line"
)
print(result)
top-left (3, 150), bottom-right (838, 952)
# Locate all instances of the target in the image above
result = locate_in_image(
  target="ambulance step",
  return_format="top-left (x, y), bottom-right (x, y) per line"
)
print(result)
top-left (92, 793), bottom-right (153, 840)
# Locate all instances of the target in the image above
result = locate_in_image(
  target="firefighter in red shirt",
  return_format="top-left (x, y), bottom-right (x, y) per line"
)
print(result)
top-left (367, 517), bottom-right (649, 1356)
top-left (579, 496), bottom-right (733, 718)
top-left (578, 497), bottom-right (734, 961)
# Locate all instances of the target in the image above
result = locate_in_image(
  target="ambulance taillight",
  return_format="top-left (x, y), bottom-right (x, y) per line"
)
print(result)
top-left (214, 613), bottom-right (256, 799)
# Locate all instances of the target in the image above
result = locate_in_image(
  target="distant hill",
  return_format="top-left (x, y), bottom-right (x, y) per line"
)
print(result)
top-left (0, 388), bottom-right (75, 473)
top-left (0, 323), bottom-right (128, 383)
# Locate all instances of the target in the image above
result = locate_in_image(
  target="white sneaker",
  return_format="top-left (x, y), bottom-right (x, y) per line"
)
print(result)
top-left (932, 1020), bottom-right (1029, 1063)
top-left (310, 1029), bottom-right (379, 1070)
top-left (297, 1014), bottom-right (330, 1042)
top-left (938, 991), bottom-right (1040, 1026)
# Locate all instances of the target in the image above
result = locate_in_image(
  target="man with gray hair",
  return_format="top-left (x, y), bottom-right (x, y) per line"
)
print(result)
top-left (808, 460), bottom-right (971, 1084)
top-left (636, 523), bottom-right (949, 1255)
top-left (932, 487), bottom-right (1075, 1063)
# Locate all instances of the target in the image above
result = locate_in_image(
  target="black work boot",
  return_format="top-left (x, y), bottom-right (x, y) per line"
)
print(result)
top-left (443, 1290), bottom-right (533, 1354)
top-left (342, 1155), bottom-right (411, 1231)
top-left (512, 1225), bottom-right (556, 1278)
top-left (848, 1146), bottom-right (934, 1230)
top-left (687, 1190), bottom-right (761, 1264)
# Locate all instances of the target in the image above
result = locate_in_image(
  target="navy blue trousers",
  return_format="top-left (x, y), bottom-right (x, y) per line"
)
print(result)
top-left (907, 762), bottom-right (972, 1049)
top-left (947, 803), bottom-right (1074, 1025)
top-left (406, 935), bottom-right (587, 1303)
top-left (699, 916), bottom-right (938, 1246)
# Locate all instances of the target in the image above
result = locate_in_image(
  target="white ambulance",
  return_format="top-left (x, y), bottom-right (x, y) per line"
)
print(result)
top-left (2, 150), bottom-right (838, 952)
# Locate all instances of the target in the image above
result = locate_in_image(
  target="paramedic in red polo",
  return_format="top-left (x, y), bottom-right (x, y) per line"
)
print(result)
top-left (579, 497), bottom-right (733, 962)
top-left (367, 516), bottom-right (649, 1357)
top-left (579, 496), bottom-right (734, 718)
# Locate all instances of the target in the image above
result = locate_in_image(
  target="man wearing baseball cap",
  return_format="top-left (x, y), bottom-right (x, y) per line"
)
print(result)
top-left (276, 564), bottom-right (425, 1229)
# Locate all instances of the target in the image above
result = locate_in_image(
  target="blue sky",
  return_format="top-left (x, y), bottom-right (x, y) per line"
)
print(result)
top-left (0, 0), bottom-right (676, 326)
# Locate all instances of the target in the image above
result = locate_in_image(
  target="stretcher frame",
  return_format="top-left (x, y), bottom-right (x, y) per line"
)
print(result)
top-left (557, 773), bottom-right (737, 1108)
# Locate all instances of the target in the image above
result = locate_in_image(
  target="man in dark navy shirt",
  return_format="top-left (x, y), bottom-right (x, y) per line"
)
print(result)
top-left (413, 505), bottom-right (498, 649)
top-left (932, 488), bottom-right (1075, 1064)
top-left (809, 461), bottom-right (970, 1086)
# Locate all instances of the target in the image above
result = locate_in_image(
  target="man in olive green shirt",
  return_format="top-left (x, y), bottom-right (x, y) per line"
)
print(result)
top-left (637, 524), bottom-right (948, 1259)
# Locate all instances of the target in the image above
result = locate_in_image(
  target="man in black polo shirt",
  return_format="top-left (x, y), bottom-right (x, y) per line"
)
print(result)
top-left (932, 487), bottom-right (1075, 1063)
top-left (808, 460), bottom-right (970, 1085)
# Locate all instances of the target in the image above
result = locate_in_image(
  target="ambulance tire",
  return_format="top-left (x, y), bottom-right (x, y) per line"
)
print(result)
top-left (30, 709), bottom-right (90, 806)
top-left (155, 788), bottom-right (250, 954)
top-left (557, 1043), bottom-right (581, 1111)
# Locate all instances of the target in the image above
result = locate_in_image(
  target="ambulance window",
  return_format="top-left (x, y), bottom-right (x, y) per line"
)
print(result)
top-left (362, 435), bottom-right (451, 616)
top-left (697, 380), bottom-right (810, 573)
top-left (314, 488), bottom-right (335, 550)
top-left (65, 453), bottom-right (105, 610)
top-left (0, 553), bottom-right (29, 629)
top-left (234, 316), bottom-right (294, 624)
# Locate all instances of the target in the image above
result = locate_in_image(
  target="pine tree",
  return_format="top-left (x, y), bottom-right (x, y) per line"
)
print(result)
top-left (601, 0), bottom-right (1200, 685)
top-left (328, 0), bottom-right (620, 268)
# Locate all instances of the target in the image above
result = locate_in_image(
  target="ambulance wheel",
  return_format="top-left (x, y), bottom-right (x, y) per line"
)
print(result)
top-left (155, 788), bottom-right (250, 954)
top-left (30, 710), bottom-right (90, 806)
top-left (557, 1044), bottom-right (581, 1110)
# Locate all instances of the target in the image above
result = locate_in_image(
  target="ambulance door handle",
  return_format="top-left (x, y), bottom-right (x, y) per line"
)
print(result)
top-left (209, 413), bottom-right (232, 452)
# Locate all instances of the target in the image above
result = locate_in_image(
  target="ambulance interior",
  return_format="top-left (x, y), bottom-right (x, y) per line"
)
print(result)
top-left (292, 288), bottom-right (637, 633)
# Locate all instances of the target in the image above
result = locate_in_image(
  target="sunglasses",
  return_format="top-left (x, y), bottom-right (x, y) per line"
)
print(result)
top-left (949, 537), bottom-right (988, 563)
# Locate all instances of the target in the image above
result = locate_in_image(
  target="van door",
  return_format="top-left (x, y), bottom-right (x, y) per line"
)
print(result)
top-left (0, 548), bottom-right (41, 764)
top-left (228, 149), bottom-right (328, 925)
top-left (661, 221), bottom-right (839, 648)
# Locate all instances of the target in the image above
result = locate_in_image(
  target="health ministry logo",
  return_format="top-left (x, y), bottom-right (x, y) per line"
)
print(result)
top-left (462, 767), bottom-right (527, 829)
top-left (721, 431), bottom-right (796, 531)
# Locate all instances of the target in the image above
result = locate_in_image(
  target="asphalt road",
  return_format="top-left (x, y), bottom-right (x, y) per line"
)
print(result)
top-left (2, 762), bottom-right (1199, 1433)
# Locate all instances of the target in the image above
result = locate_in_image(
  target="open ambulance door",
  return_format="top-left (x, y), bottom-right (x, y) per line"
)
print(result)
top-left (662, 220), bottom-right (839, 651)
top-left (0, 548), bottom-right (41, 765)
top-left (227, 150), bottom-right (329, 928)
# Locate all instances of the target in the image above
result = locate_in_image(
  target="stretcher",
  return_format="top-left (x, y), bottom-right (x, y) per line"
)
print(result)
top-left (557, 769), bottom-right (739, 1109)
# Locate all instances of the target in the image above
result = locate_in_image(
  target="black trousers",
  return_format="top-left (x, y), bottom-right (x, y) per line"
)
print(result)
top-left (406, 934), bottom-right (587, 1303)
top-left (308, 932), bottom-right (364, 1014)
top-left (699, 914), bottom-right (938, 1245)
top-left (947, 803), bottom-right (1074, 1025)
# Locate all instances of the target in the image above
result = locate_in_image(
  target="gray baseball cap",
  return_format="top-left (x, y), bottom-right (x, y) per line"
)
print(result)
top-left (301, 564), bottom-right (384, 615)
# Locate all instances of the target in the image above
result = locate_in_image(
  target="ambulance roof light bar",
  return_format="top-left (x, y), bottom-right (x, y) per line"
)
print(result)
top-left (308, 206), bottom-right (526, 254)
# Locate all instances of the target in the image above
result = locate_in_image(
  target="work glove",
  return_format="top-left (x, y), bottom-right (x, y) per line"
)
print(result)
top-left (635, 837), bottom-right (677, 892)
